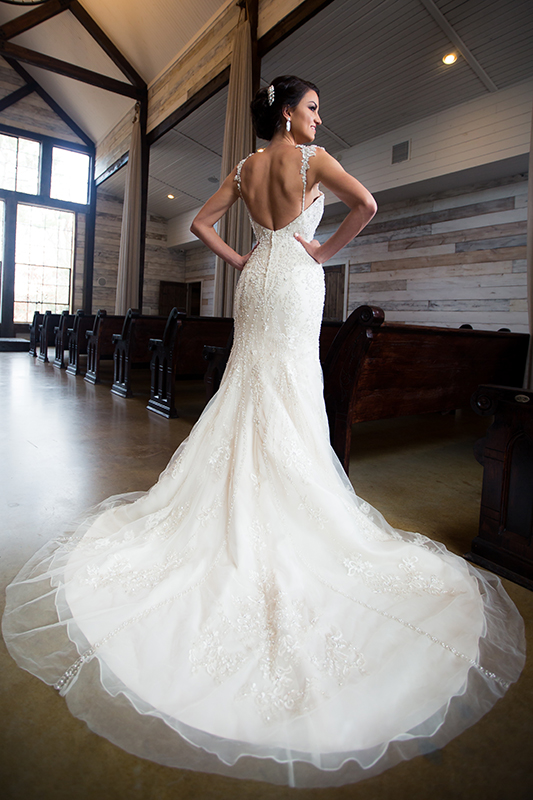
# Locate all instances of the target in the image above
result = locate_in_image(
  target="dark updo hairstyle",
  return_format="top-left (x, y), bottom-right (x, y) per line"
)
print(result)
top-left (250, 75), bottom-right (320, 141)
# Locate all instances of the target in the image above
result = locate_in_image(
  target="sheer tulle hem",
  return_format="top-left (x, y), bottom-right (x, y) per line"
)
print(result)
top-left (2, 533), bottom-right (525, 788)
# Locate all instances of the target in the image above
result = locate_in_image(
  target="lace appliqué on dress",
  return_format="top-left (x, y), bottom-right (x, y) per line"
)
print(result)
top-left (343, 553), bottom-right (453, 597)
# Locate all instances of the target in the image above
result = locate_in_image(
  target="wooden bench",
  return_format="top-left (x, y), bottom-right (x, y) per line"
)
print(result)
top-left (84, 310), bottom-right (126, 385)
top-left (111, 310), bottom-right (168, 398)
top-left (467, 384), bottom-right (533, 590)
top-left (323, 305), bottom-right (530, 473)
top-left (147, 308), bottom-right (185, 418)
top-left (28, 311), bottom-right (43, 357)
top-left (66, 312), bottom-right (95, 376)
top-left (37, 311), bottom-right (62, 363)
top-left (53, 311), bottom-right (76, 368)
top-left (147, 314), bottom-right (233, 418)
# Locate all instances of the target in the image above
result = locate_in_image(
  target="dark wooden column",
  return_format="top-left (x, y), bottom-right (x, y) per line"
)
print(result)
top-left (138, 92), bottom-right (149, 312)
top-left (83, 156), bottom-right (97, 314)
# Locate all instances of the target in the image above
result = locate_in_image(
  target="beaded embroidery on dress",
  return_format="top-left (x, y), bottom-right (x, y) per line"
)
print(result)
top-left (2, 145), bottom-right (525, 788)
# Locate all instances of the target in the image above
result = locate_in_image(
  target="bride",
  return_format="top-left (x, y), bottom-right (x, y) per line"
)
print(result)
top-left (2, 76), bottom-right (525, 788)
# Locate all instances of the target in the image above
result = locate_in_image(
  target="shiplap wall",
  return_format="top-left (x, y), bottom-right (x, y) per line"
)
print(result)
top-left (319, 175), bottom-right (528, 332)
top-left (184, 245), bottom-right (216, 316)
top-left (93, 190), bottom-right (185, 314)
top-left (73, 214), bottom-right (86, 311)
top-left (330, 79), bottom-right (533, 199)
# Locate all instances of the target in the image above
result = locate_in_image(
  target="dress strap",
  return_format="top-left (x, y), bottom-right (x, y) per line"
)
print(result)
top-left (296, 144), bottom-right (318, 213)
top-left (234, 153), bottom-right (254, 198)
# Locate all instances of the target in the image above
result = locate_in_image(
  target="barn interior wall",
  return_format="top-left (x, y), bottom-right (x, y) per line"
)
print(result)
top-left (183, 245), bottom-right (216, 316)
top-left (93, 190), bottom-right (185, 314)
top-left (320, 174), bottom-right (528, 332)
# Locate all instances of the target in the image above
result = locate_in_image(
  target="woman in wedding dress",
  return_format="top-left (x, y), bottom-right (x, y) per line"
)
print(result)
top-left (2, 76), bottom-right (525, 788)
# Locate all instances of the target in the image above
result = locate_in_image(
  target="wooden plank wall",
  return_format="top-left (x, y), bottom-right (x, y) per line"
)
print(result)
top-left (334, 80), bottom-right (532, 199)
top-left (73, 213), bottom-right (85, 311)
top-left (318, 175), bottom-right (528, 332)
top-left (92, 190), bottom-right (185, 314)
top-left (184, 245), bottom-right (216, 316)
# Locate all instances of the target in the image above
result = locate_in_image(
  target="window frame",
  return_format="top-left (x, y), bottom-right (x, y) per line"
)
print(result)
top-left (0, 122), bottom-right (95, 336)
top-left (0, 122), bottom-right (94, 213)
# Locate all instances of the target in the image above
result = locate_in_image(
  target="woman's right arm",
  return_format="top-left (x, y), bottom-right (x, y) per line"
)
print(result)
top-left (190, 169), bottom-right (252, 271)
top-left (294, 150), bottom-right (377, 264)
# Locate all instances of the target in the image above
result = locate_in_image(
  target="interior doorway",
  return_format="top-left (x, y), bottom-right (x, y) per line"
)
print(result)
top-left (159, 280), bottom-right (202, 317)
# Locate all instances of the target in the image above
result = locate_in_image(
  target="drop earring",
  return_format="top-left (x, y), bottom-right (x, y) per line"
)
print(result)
top-left (286, 118), bottom-right (291, 132)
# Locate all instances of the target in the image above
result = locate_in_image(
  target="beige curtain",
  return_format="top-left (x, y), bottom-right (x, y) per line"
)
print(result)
top-left (213, 17), bottom-right (254, 318)
top-left (525, 100), bottom-right (533, 389)
top-left (115, 104), bottom-right (142, 315)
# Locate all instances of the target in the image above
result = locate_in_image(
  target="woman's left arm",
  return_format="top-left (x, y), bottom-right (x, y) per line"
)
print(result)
top-left (190, 169), bottom-right (253, 271)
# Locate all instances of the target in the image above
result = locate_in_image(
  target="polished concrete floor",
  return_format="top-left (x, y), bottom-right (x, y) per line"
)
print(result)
top-left (1, 353), bottom-right (531, 800)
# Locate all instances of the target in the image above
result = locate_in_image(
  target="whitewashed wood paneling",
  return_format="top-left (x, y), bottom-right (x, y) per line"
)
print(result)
top-left (335, 80), bottom-right (533, 197)
top-left (320, 175), bottom-right (529, 334)
top-left (93, 190), bottom-right (185, 314)
top-left (184, 245), bottom-right (216, 316)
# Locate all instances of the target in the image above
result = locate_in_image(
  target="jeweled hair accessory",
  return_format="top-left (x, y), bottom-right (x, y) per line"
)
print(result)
top-left (267, 84), bottom-right (275, 106)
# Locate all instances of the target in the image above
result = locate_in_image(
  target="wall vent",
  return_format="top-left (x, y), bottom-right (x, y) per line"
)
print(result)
top-left (392, 140), bottom-right (410, 164)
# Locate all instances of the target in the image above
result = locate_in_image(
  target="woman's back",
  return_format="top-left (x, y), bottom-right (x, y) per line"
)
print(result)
top-left (238, 145), bottom-right (322, 232)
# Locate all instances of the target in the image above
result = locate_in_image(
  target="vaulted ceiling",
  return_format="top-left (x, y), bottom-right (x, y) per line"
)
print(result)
top-left (0, 0), bottom-right (227, 142)
top-left (0, 0), bottom-right (532, 221)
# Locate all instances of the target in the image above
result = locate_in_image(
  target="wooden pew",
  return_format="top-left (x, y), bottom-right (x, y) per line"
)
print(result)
top-left (204, 329), bottom-right (234, 404)
top-left (323, 305), bottom-right (530, 473)
top-left (37, 311), bottom-right (62, 363)
top-left (28, 311), bottom-right (43, 357)
top-left (111, 310), bottom-right (168, 398)
top-left (467, 384), bottom-right (533, 590)
top-left (84, 310), bottom-right (126, 385)
top-left (147, 314), bottom-right (233, 418)
top-left (147, 308), bottom-right (185, 418)
top-left (320, 320), bottom-right (343, 362)
top-left (53, 311), bottom-right (76, 368)
top-left (66, 311), bottom-right (95, 376)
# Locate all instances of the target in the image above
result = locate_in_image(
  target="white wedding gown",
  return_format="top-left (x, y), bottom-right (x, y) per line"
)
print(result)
top-left (3, 146), bottom-right (525, 787)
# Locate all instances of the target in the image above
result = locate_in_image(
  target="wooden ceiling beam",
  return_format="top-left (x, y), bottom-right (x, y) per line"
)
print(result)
top-left (68, 1), bottom-right (145, 89)
top-left (258, 0), bottom-right (336, 57)
top-left (147, 66), bottom-right (231, 146)
top-left (0, 82), bottom-right (36, 113)
top-left (0, 41), bottom-right (141, 99)
top-left (5, 55), bottom-right (94, 147)
top-left (0, 0), bottom-right (72, 41)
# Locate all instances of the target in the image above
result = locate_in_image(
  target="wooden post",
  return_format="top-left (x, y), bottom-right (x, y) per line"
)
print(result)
top-left (138, 92), bottom-right (149, 313)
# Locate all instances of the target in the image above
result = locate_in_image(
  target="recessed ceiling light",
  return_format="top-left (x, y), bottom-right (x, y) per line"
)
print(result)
top-left (167, 193), bottom-right (174, 199)
top-left (442, 53), bottom-right (457, 65)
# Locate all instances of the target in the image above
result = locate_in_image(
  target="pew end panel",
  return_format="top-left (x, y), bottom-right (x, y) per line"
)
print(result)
top-left (29, 311), bottom-right (43, 357)
top-left (53, 311), bottom-right (76, 368)
top-left (146, 308), bottom-right (185, 418)
top-left (110, 310), bottom-right (169, 399)
top-left (84, 310), bottom-right (126, 385)
top-left (37, 311), bottom-right (62, 363)
top-left (66, 313), bottom-right (95, 376)
top-left (466, 384), bottom-right (533, 590)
